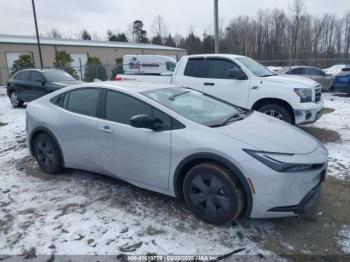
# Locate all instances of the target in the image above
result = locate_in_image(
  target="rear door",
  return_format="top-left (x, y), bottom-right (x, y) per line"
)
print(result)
top-left (306, 67), bottom-right (332, 90)
top-left (200, 58), bottom-right (251, 107)
top-left (57, 87), bottom-right (102, 171)
top-left (97, 90), bottom-right (171, 190)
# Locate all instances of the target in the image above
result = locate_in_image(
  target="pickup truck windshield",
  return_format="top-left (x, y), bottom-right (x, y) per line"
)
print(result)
top-left (236, 57), bottom-right (274, 77)
top-left (143, 87), bottom-right (243, 127)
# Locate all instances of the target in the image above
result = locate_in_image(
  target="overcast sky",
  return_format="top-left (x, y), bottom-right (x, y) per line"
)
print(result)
top-left (0, 0), bottom-right (349, 40)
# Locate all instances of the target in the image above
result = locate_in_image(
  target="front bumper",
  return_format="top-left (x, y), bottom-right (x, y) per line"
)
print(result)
top-left (333, 82), bottom-right (350, 93)
top-left (294, 108), bottom-right (323, 125)
top-left (242, 145), bottom-right (328, 219)
top-left (267, 171), bottom-right (324, 214)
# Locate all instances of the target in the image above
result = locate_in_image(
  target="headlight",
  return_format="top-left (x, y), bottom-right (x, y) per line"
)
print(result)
top-left (243, 149), bottom-right (318, 172)
top-left (294, 88), bottom-right (312, 103)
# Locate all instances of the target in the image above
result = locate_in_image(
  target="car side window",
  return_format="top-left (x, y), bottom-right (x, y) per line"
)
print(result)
top-left (207, 59), bottom-right (240, 79)
top-left (105, 90), bottom-right (173, 130)
top-left (65, 88), bottom-right (100, 117)
top-left (14, 72), bottom-right (23, 80)
top-left (289, 68), bottom-right (304, 75)
top-left (17, 71), bottom-right (31, 81)
top-left (184, 58), bottom-right (207, 78)
top-left (30, 71), bottom-right (45, 82)
top-left (106, 90), bottom-right (152, 125)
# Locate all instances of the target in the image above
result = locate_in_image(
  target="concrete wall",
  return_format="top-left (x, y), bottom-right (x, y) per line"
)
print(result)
top-left (0, 43), bottom-right (187, 85)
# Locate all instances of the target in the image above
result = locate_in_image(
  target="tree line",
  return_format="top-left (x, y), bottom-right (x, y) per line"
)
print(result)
top-left (43, 0), bottom-right (350, 63)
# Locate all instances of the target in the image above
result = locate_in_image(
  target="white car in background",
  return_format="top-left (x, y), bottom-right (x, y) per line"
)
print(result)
top-left (323, 64), bottom-right (348, 76)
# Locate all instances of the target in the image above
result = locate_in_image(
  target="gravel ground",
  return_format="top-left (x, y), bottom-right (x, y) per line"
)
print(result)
top-left (0, 89), bottom-right (349, 260)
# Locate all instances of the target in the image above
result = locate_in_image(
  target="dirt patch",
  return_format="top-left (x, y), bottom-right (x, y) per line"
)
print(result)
top-left (323, 107), bottom-right (335, 114)
top-left (301, 126), bottom-right (341, 143)
top-left (262, 178), bottom-right (350, 256)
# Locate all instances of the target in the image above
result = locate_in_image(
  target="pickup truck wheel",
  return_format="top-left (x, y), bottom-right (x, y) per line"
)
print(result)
top-left (183, 163), bottom-right (244, 225)
top-left (258, 104), bottom-right (292, 124)
top-left (10, 91), bottom-right (24, 108)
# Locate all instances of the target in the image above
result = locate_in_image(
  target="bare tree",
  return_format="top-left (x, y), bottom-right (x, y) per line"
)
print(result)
top-left (289, 0), bottom-right (305, 59)
top-left (344, 11), bottom-right (350, 58)
top-left (151, 15), bottom-right (168, 44)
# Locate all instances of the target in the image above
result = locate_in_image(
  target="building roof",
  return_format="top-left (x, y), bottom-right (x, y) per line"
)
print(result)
top-left (0, 34), bottom-right (185, 51)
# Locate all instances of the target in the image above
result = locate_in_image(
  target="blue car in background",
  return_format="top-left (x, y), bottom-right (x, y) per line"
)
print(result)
top-left (333, 67), bottom-right (350, 94)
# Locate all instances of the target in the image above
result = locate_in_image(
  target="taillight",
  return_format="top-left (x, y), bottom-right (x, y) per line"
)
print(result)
top-left (115, 74), bottom-right (122, 81)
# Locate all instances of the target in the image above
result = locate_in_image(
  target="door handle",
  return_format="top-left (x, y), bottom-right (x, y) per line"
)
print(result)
top-left (204, 82), bottom-right (215, 86)
top-left (99, 125), bottom-right (113, 133)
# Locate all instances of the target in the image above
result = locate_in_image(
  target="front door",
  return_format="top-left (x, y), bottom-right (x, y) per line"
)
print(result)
top-left (201, 58), bottom-right (251, 108)
top-left (27, 71), bottom-right (47, 100)
top-left (98, 90), bottom-right (171, 190)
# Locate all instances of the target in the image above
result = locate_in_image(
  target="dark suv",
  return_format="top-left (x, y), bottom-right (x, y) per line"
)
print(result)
top-left (7, 69), bottom-right (82, 107)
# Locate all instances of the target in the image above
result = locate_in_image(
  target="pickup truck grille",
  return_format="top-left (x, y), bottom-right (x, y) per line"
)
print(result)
top-left (315, 87), bottom-right (322, 102)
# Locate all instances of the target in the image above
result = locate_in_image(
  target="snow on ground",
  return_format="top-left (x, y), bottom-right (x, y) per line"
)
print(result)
top-left (338, 226), bottom-right (350, 254)
top-left (0, 88), bottom-right (349, 257)
top-left (0, 88), bottom-right (273, 257)
top-left (310, 93), bottom-right (350, 181)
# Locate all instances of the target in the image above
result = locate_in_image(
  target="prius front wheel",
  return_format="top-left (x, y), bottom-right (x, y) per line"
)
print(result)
top-left (183, 163), bottom-right (244, 225)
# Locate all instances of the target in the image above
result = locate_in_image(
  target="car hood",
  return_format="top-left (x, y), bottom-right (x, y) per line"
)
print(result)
top-left (263, 74), bottom-right (319, 88)
top-left (216, 112), bottom-right (319, 154)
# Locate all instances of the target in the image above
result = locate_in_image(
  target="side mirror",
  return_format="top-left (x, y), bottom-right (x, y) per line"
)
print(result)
top-left (130, 114), bottom-right (164, 131)
top-left (35, 78), bottom-right (45, 85)
top-left (227, 69), bottom-right (247, 80)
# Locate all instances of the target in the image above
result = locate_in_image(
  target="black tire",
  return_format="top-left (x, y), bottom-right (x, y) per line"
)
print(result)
top-left (183, 163), bottom-right (245, 225)
top-left (257, 103), bottom-right (292, 124)
top-left (10, 91), bottom-right (24, 108)
top-left (34, 133), bottom-right (64, 174)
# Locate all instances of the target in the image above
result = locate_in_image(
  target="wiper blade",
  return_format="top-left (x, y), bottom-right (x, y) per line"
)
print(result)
top-left (209, 113), bottom-right (245, 127)
top-left (169, 91), bottom-right (190, 101)
top-left (260, 74), bottom-right (274, 77)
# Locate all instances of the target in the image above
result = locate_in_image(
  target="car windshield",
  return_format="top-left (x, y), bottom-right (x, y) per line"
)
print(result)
top-left (143, 87), bottom-right (244, 127)
top-left (236, 57), bottom-right (274, 77)
top-left (43, 71), bottom-right (76, 82)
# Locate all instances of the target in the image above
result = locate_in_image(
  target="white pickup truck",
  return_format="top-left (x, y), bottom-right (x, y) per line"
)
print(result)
top-left (117, 54), bottom-right (324, 125)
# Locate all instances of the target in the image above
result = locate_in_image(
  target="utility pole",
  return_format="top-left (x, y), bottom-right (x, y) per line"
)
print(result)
top-left (214, 0), bottom-right (219, 53)
top-left (31, 0), bottom-right (43, 69)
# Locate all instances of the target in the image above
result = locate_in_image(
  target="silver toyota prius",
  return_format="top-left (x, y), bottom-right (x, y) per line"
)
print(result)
top-left (26, 81), bottom-right (328, 225)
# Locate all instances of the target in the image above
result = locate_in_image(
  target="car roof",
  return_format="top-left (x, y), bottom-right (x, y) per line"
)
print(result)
top-left (184, 53), bottom-right (246, 59)
top-left (17, 68), bottom-right (66, 73)
top-left (80, 81), bottom-right (184, 94)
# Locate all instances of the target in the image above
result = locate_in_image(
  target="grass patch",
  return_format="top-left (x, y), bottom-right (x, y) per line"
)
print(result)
top-left (323, 107), bottom-right (335, 114)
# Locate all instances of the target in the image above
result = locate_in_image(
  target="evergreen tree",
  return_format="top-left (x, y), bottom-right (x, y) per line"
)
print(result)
top-left (11, 54), bottom-right (34, 76)
top-left (164, 34), bottom-right (176, 47)
top-left (53, 51), bottom-right (78, 78)
top-left (81, 29), bottom-right (92, 40)
top-left (84, 56), bottom-right (107, 82)
top-left (132, 20), bottom-right (148, 43)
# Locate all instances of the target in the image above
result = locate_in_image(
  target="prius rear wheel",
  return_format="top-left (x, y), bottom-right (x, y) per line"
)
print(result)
top-left (183, 163), bottom-right (244, 225)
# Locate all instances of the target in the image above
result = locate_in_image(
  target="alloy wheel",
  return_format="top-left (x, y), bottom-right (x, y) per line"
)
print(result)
top-left (264, 109), bottom-right (284, 120)
top-left (10, 93), bottom-right (19, 107)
